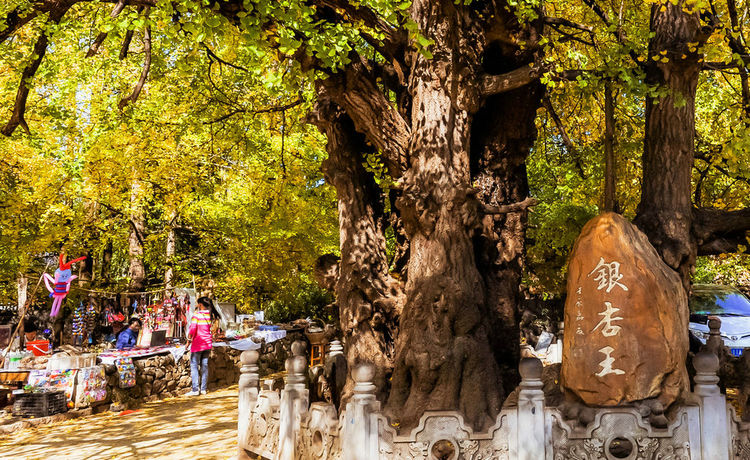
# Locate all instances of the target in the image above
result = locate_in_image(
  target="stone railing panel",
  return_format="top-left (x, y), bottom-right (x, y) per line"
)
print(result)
top-left (550, 406), bottom-right (698, 460)
top-left (377, 410), bottom-right (516, 460)
top-left (243, 389), bottom-right (281, 458)
top-left (297, 402), bottom-right (340, 459)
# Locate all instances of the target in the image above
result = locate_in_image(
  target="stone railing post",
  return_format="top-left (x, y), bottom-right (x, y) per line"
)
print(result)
top-left (276, 341), bottom-right (309, 460)
top-left (238, 349), bottom-right (259, 452)
top-left (327, 339), bottom-right (344, 359)
top-left (342, 363), bottom-right (380, 460)
top-left (704, 316), bottom-right (724, 356)
top-left (518, 357), bottom-right (546, 460)
top-left (694, 349), bottom-right (731, 460)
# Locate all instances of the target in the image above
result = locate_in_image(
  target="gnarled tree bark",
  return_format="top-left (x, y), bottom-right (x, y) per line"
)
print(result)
top-left (311, 95), bottom-right (404, 403)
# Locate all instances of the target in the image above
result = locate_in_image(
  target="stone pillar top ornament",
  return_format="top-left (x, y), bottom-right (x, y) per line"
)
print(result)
top-left (693, 349), bottom-right (720, 397)
top-left (352, 362), bottom-right (377, 402)
top-left (241, 349), bottom-right (260, 366)
top-left (519, 357), bottom-right (544, 403)
top-left (328, 340), bottom-right (344, 357)
top-left (705, 316), bottom-right (724, 356)
top-left (285, 341), bottom-right (308, 388)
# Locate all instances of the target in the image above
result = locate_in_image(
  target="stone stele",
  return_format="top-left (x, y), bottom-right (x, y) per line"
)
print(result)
top-left (560, 212), bottom-right (689, 407)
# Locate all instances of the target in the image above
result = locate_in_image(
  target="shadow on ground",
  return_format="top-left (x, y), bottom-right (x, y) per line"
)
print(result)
top-left (0, 386), bottom-right (239, 460)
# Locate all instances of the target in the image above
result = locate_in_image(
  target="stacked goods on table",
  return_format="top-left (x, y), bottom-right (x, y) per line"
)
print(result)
top-left (46, 352), bottom-right (95, 370)
top-left (12, 389), bottom-right (67, 417)
top-left (17, 353), bottom-right (50, 370)
top-left (27, 369), bottom-right (77, 407)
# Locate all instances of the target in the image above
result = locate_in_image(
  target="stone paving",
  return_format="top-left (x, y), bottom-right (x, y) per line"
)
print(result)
top-left (0, 386), bottom-right (240, 460)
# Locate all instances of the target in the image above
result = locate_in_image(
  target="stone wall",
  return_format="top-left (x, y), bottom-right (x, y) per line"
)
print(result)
top-left (104, 333), bottom-right (300, 410)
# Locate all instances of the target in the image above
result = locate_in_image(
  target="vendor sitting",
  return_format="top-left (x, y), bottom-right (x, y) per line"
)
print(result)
top-left (116, 317), bottom-right (142, 350)
top-left (23, 319), bottom-right (38, 344)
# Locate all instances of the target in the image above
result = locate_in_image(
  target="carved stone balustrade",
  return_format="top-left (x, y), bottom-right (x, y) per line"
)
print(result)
top-left (276, 341), bottom-right (309, 460)
top-left (236, 336), bottom-right (750, 459)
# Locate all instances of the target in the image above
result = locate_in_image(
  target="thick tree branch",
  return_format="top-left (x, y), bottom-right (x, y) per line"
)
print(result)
top-left (481, 197), bottom-right (538, 215)
top-left (2, 6), bottom-right (71, 136)
top-left (0, 8), bottom-right (41, 45)
top-left (694, 207), bottom-right (750, 255)
top-left (86, 0), bottom-right (127, 58)
top-left (119, 21), bottom-right (151, 109)
top-left (481, 66), bottom-right (585, 97)
top-left (321, 58), bottom-right (409, 178)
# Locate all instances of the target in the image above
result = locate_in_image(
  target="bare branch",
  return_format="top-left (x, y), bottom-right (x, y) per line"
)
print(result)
top-left (205, 98), bottom-right (304, 124)
top-left (482, 197), bottom-right (538, 215)
top-left (543, 16), bottom-right (594, 32)
top-left (119, 21), bottom-right (151, 109)
top-left (542, 93), bottom-right (585, 178)
top-left (119, 29), bottom-right (135, 60)
top-left (86, 0), bottom-right (126, 58)
top-left (726, 0), bottom-right (750, 120)
top-left (581, 0), bottom-right (643, 67)
top-left (202, 43), bottom-right (249, 72)
top-left (315, 0), bottom-right (399, 47)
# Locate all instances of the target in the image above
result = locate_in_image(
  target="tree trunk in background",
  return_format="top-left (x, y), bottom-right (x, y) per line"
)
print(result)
top-left (603, 81), bottom-right (618, 213)
top-left (17, 274), bottom-right (27, 311)
top-left (128, 178), bottom-right (146, 296)
top-left (635, 1), bottom-right (708, 291)
top-left (165, 212), bottom-right (176, 291)
top-left (101, 240), bottom-right (113, 288)
top-left (312, 96), bottom-right (404, 403)
top-left (79, 250), bottom-right (94, 287)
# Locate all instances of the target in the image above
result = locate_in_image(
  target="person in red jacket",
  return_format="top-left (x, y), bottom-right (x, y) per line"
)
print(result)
top-left (186, 297), bottom-right (215, 396)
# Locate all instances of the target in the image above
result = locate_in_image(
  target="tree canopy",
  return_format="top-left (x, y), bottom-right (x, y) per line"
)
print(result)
top-left (5, 0), bottom-right (750, 429)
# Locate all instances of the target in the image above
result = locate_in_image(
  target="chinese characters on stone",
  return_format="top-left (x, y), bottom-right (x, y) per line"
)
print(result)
top-left (588, 257), bottom-right (629, 293)
top-left (587, 258), bottom-right (628, 377)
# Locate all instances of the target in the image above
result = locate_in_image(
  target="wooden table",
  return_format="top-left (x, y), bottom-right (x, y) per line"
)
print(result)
top-left (0, 370), bottom-right (30, 383)
top-left (0, 370), bottom-right (30, 409)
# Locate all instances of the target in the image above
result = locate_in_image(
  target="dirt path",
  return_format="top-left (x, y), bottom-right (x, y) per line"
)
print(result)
top-left (0, 386), bottom-right (240, 460)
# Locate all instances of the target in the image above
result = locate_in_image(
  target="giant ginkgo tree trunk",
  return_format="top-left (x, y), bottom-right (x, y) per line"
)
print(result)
top-left (307, 0), bottom-right (542, 431)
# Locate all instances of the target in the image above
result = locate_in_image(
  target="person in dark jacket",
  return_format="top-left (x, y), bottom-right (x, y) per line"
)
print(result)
top-left (116, 318), bottom-right (141, 350)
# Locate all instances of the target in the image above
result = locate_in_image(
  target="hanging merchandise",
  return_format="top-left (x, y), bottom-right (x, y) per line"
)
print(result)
top-left (43, 253), bottom-right (86, 317)
top-left (85, 302), bottom-right (96, 344)
top-left (74, 366), bottom-right (107, 408)
top-left (71, 302), bottom-right (86, 346)
top-left (115, 357), bottom-right (136, 388)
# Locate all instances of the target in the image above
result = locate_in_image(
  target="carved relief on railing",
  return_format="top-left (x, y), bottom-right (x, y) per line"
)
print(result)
top-left (243, 389), bottom-right (282, 458)
top-left (377, 410), bottom-right (514, 460)
top-left (729, 408), bottom-right (750, 460)
top-left (296, 402), bottom-right (341, 459)
top-left (549, 406), bottom-right (698, 460)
